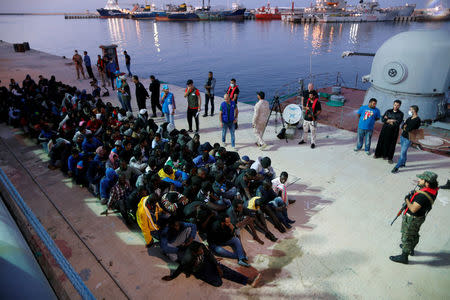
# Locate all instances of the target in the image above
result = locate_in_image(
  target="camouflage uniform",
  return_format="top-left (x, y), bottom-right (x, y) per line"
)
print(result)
top-left (400, 214), bottom-right (425, 255)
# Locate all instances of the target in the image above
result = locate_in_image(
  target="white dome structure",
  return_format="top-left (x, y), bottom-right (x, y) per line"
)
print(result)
top-left (363, 30), bottom-right (450, 121)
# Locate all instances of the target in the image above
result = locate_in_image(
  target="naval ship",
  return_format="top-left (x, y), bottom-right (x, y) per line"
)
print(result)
top-left (314, 0), bottom-right (415, 23)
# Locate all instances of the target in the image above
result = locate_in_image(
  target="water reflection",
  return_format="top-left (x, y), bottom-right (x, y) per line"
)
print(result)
top-left (153, 22), bottom-right (161, 52)
top-left (349, 23), bottom-right (359, 44)
top-left (135, 20), bottom-right (143, 45)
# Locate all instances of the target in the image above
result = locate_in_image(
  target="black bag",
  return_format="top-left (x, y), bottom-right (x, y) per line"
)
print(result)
top-left (277, 128), bottom-right (286, 140)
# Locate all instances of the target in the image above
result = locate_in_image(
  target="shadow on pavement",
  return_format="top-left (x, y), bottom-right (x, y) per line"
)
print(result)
top-left (410, 251), bottom-right (450, 267)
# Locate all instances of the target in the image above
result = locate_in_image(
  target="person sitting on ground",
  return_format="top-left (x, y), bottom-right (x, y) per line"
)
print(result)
top-left (67, 148), bottom-right (81, 178)
top-left (234, 169), bottom-right (257, 201)
top-left (159, 219), bottom-right (198, 262)
top-left (257, 180), bottom-right (292, 231)
top-left (251, 156), bottom-right (275, 181)
top-left (162, 241), bottom-right (261, 288)
top-left (152, 132), bottom-right (168, 149)
top-left (227, 200), bottom-right (264, 245)
top-left (115, 159), bottom-right (142, 187)
top-left (100, 167), bottom-right (118, 205)
top-left (193, 151), bottom-right (216, 169)
top-left (206, 214), bottom-right (251, 267)
top-left (272, 171), bottom-right (295, 205)
top-left (137, 193), bottom-right (165, 248)
top-left (160, 191), bottom-right (189, 217)
top-left (102, 174), bottom-right (131, 215)
top-left (158, 165), bottom-right (188, 189)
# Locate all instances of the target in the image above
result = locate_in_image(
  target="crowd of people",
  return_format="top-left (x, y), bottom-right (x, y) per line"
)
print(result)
top-left (0, 74), bottom-right (300, 288)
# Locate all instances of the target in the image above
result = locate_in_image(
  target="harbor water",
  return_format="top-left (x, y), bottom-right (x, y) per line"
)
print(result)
top-left (0, 15), bottom-right (448, 101)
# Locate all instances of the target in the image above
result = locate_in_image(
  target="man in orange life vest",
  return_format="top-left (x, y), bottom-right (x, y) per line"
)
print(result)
top-left (298, 91), bottom-right (321, 149)
top-left (389, 171), bottom-right (439, 264)
top-left (227, 79), bottom-right (239, 129)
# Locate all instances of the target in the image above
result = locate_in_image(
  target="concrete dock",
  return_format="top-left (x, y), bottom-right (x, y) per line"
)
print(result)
top-left (0, 41), bottom-right (449, 299)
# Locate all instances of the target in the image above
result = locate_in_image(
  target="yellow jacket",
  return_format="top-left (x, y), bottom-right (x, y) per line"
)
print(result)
top-left (246, 196), bottom-right (261, 211)
top-left (136, 196), bottom-right (163, 245)
top-left (158, 168), bottom-right (175, 180)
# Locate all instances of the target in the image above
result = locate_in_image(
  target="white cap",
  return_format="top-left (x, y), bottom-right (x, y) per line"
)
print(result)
top-left (139, 109), bottom-right (147, 115)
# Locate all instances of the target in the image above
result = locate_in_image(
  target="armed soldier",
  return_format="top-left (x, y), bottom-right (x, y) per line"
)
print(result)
top-left (389, 171), bottom-right (439, 264)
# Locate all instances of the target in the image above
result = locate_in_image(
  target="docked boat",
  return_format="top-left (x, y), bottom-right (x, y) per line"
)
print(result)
top-left (314, 0), bottom-right (415, 23)
top-left (219, 3), bottom-right (246, 20)
top-left (255, 2), bottom-right (282, 20)
top-left (167, 12), bottom-right (199, 21)
top-left (97, 0), bottom-right (130, 18)
top-left (130, 3), bottom-right (165, 19)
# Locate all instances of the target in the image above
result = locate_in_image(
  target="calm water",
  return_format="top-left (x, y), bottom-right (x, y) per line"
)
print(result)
top-left (0, 15), bottom-right (448, 101)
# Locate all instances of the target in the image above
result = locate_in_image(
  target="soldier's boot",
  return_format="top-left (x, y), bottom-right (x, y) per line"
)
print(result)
top-left (400, 244), bottom-right (414, 256)
top-left (389, 252), bottom-right (409, 264)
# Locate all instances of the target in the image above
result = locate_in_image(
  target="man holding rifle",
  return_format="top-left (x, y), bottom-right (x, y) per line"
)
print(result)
top-left (389, 171), bottom-right (439, 264)
top-left (298, 91), bottom-right (321, 149)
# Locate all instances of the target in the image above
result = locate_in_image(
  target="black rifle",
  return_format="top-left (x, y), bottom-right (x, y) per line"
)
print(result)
top-left (390, 184), bottom-right (418, 226)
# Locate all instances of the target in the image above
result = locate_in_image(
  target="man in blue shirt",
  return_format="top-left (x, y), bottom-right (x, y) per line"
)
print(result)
top-left (354, 98), bottom-right (381, 155)
top-left (83, 51), bottom-right (96, 80)
top-left (193, 152), bottom-right (216, 168)
top-left (220, 94), bottom-right (238, 148)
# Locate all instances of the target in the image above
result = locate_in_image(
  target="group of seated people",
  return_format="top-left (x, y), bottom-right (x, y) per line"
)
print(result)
top-left (0, 75), bottom-right (296, 288)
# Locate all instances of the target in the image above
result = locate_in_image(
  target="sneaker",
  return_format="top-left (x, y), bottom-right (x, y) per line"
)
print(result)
top-left (311, 143), bottom-right (315, 149)
top-left (373, 155), bottom-right (380, 159)
top-left (210, 113), bottom-right (214, 117)
top-left (288, 199), bottom-right (296, 205)
top-left (260, 144), bottom-right (267, 150)
top-left (366, 151), bottom-right (370, 155)
top-left (388, 160), bottom-right (394, 164)
top-left (202, 113), bottom-right (208, 117)
top-left (151, 113), bottom-right (157, 118)
top-left (238, 259), bottom-right (251, 268)
top-left (188, 129), bottom-right (193, 133)
top-left (353, 148), bottom-right (360, 152)
top-left (391, 167), bottom-right (399, 174)
top-left (298, 140), bottom-right (305, 145)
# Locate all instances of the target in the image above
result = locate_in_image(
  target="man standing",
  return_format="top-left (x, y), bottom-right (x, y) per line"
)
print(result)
top-left (204, 71), bottom-right (216, 117)
top-left (149, 75), bottom-right (163, 118)
top-left (374, 100), bottom-right (404, 163)
top-left (96, 55), bottom-right (107, 87)
top-left (391, 105), bottom-right (421, 174)
top-left (133, 75), bottom-right (149, 111)
top-left (227, 78), bottom-right (240, 129)
top-left (301, 83), bottom-right (317, 105)
top-left (119, 76), bottom-right (132, 112)
top-left (389, 171), bottom-right (439, 264)
top-left (354, 98), bottom-right (381, 155)
top-left (106, 58), bottom-right (118, 89)
top-left (252, 91), bottom-right (270, 149)
top-left (161, 85), bottom-right (176, 126)
top-left (298, 92), bottom-right (321, 149)
top-left (83, 51), bottom-right (96, 80)
top-left (220, 94), bottom-right (238, 149)
top-left (123, 51), bottom-right (132, 77)
top-left (184, 79), bottom-right (201, 133)
top-left (72, 50), bottom-right (86, 80)
top-left (115, 71), bottom-right (125, 109)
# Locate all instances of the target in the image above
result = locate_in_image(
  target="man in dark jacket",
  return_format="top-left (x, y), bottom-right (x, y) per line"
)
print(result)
top-left (207, 214), bottom-right (250, 267)
top-left (149, 75), bottom-right (163, 117)
top-left (162, 241), bottom-right (260, 287)
top-left (133, 75), bottom-right (149, 111)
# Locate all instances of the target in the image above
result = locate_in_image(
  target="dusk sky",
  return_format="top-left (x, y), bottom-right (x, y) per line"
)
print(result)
top-left (0, 0), bottom-right (436, 13)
